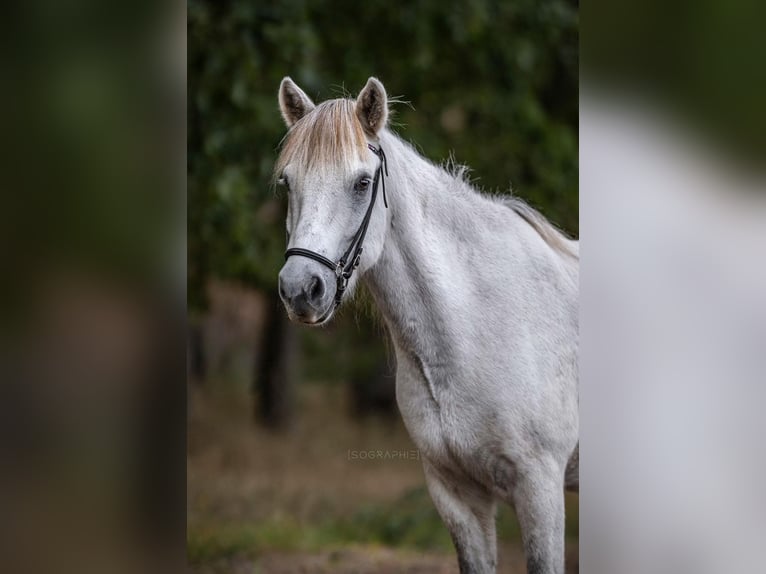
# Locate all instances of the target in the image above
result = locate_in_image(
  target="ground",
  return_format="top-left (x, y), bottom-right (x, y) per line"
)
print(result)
top-left (188, 383), bottom-right (578, 573)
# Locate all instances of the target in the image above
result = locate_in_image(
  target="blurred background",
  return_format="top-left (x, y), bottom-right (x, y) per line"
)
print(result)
top-left (187, 0), bottom-right (578, 572)
top-left (581, 0), bottom-right (766, 573)
top-left (1, 2), bottom-right (185, 573)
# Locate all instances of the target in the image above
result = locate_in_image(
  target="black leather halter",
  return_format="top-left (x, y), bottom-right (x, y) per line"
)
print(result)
top-left (284, 144), bottom-right (388, 308)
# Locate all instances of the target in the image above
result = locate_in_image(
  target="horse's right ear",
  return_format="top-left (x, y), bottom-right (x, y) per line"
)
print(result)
top-left (356, 77), bottom-right (388, 137)
top-left (278, 77), bottom-right (315, 127)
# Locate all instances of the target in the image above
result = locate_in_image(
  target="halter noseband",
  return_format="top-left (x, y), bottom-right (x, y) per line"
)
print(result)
top-left (284, 143), bottom-right (389, 308)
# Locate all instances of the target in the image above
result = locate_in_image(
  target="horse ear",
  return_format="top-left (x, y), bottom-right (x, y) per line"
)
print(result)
top-left (278, 77), bottom-right (315, 127)
top-left (356, 77), bottom-right (388, 137)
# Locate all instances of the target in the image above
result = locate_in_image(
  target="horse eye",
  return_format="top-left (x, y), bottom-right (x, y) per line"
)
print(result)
top-left (278, 176), bottom-right (289, 189)
top-left (354, 177), bottom-right (371, 192)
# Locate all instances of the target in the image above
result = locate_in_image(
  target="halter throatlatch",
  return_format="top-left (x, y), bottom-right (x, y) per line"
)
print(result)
top-left (284, 144), bottom-right (389, 308)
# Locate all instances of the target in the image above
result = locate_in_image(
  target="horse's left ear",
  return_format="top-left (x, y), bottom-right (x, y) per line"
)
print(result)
top-left (356, 77), bottom-right (388, 137)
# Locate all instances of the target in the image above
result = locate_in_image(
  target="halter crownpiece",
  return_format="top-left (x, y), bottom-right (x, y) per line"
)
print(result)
top-left (284, 144), bottom-right (389, 308)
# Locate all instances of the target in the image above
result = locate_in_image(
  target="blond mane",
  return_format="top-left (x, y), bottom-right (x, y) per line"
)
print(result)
top-left (501, 196), bottom-right (579, 260)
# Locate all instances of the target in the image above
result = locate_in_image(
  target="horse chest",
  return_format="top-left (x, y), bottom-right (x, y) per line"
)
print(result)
top-left (394, 350), bottom-right (483, 469)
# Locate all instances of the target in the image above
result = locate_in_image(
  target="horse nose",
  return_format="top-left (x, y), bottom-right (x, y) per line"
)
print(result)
top-left (278, 272), bottom-right (326, 317)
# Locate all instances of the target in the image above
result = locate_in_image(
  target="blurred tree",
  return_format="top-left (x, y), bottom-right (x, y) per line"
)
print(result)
top-left (188, 0), bottom-right (578, 420)
top-left (188, 320), bottom-right (207, 384)
top-left (254, 291), bottom-right (297, 428)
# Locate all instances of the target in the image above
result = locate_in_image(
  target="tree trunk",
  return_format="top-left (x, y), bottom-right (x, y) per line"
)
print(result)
top-left (253, 291), bottom-right (296, 429)
top-left (188, 320), bottom-right (206, 384)
top-left (350, 354), bottom-right (396, 417)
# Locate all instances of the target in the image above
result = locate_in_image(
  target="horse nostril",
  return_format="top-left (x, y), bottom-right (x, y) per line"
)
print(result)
top-left (308, 275), bottom-right (325, 302)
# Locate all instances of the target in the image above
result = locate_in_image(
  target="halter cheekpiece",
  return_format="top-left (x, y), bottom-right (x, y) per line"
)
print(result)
top-left (284, 143), bottom-right (389, 308)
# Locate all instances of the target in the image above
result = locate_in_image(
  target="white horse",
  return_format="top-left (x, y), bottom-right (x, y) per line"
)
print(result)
top-left (276, 76), bottom-right (579, 574)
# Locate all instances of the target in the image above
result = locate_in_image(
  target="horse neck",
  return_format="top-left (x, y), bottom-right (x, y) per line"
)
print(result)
top-left (365, 130), bottom-right (468, 355)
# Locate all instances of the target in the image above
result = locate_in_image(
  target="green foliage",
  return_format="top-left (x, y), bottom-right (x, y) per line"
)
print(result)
top-left (323, 487), bottom-right (454, 550)
top-left (188, 0), bottom-right (578, 311)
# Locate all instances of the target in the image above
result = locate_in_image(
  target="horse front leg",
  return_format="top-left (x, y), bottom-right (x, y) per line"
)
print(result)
top-left (507, 459), bottom-right (566, 574)
top-left (423, 459), bottom-right (497, 574)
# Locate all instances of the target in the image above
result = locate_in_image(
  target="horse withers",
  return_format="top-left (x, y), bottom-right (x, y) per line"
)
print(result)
top-left (276, 76), bottom-right (578, 574)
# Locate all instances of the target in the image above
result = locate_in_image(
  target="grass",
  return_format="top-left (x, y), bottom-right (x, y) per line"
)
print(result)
top-left (188, 486), bottom-right (453, 565)
top-left (189, 485), bottom-right (579, 566)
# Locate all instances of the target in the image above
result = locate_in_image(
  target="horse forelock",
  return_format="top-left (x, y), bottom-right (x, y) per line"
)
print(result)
top-left (275, 99), bottom-right (368, 179)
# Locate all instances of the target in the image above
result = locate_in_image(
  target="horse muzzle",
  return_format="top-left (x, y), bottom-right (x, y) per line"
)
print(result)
top-left (278, 261), bottom-right (336, 325)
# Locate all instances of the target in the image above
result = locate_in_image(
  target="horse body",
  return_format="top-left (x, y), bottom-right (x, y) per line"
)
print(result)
top-left (276, 77), bottom-right (578, 574)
